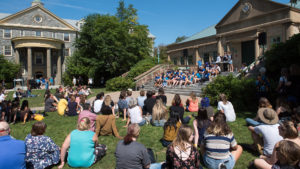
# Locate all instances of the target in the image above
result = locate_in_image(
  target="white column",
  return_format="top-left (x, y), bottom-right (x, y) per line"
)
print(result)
top-left (27, 48), bottom-right (32, 79)
top-left (15, 49), bottom-right (19, 64)
top-left (47, 48), bottom-right (51, 78)
top-left (217, 38), bottom-right (224, 56)
top-left (57, 50), bottom-right (62, 85)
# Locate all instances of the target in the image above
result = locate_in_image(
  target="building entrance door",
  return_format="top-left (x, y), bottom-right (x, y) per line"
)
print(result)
top-left (241, 40), bottom-right (255, 65)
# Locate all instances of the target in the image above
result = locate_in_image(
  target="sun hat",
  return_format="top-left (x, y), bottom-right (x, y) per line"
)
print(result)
top-left (257, 108), bottom-right (279, 125)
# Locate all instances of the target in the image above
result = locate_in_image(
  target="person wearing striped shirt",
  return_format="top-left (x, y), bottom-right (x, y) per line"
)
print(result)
top-left (201, 113), bottom-right (243, 169)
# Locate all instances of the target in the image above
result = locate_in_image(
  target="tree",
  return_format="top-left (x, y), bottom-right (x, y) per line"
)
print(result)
top-left (0, 55), bottom-right (20, 82)
top-left (175, 36), bottom-right (188, 43)
top-left (290, 0), bottom-right (299, 7)
top-left (65, 14), bottom-right (151, 85)
top-left (116, 0), bottom-right (138, 25)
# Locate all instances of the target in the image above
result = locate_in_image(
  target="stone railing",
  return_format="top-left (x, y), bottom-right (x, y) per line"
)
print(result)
top-left (134, 64), bottom-right (172, 88)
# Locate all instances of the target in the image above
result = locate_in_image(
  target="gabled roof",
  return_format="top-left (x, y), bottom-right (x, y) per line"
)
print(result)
top-left (216, 0), bottom-right (300, 27)
top-left (177, 25), bottom-right (216, 44)
top-left (0, 4), bottom-right (78, 31)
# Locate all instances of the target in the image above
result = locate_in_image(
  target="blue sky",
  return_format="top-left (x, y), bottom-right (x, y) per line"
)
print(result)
top-left (0, 0), bottom-right (290, 46)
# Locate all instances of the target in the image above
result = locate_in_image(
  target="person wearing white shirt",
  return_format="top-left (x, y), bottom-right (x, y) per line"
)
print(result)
top-left (93, 93), bottom-right (104, 114)
top-left (217, 94), bottom-right (236, 122)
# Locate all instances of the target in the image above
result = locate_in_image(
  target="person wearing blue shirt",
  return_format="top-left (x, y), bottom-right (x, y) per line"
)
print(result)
top-left (0, 121), bottom-right (26, 169)
top-left (197, 60), bottom-right (202, 68)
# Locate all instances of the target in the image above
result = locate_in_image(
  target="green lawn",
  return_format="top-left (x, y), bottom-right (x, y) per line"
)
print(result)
top-left (10, 108), bottom-right (257, 169)
top-left (6, 88), bottom-right (106, 108)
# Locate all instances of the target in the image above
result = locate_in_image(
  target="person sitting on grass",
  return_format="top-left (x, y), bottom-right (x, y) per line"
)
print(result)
top-left (200, 97), bottom-right (215, 121)
top-left (143, 90), bottom-right (156, 116)
top-left (170, 94), bottom-right (191, 124)
top-left (118, 91), bottom-right (128, 121)
top-left (161, 112), bottom-right (181, 147)
top-left (137, 90), bottom-right (146, 108)
top-left (93, 96), bottom-right (123, 140)
top-left (78, 103), bottom-right (97, 131)
top-left (186, 92), bottom-right (199, 113)
top-left (151, 99), bottom-right (168, 127)
top-left (44, 94), bottom-right (57, 113)
top-left (156, 88), bottom-right (167, 105)
top-left (0, 121), bottom-right (26, 169)
top-left (165, 124), bottom-right (202, 169)
top-left (248, 108), bottom-right (283, 157)
top-left (124, 98), bottom-right (146, 127)
top-left (266, 140), bottom-right (300, 169)
top-left (59, 117), bottom-right (107, 168)
top-left (246, 97), bottom-right (273, 126)
top-left (66, 95), bottom-right (79, 116)
top-left (93, 92), bottom-right (104, 114)
top-left (25, 122), bottom-right (60, 169)
top-left (115, 123), bottom-right (159, 169)
top-left (9, 99), bottom-right (20, 124)
top-left (217, 93), bottom-right (236, 122)
top-left (57, 94), bottom-right (68, 116)
top-left (193, 108), bottom-right (211, 148)
top-left (201, 112), bottom-right (243, 169)
top-left (253, 121), bottom-right (300, 169)
top-left (19, 100), bottom-right (34, 124)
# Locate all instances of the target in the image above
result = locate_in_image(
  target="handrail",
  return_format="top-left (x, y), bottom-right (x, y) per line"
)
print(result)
top-left (235, 54), bottom-right (265, 78)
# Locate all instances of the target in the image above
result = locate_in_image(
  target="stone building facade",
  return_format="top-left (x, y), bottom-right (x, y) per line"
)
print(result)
top-left (167, 0), bottom-right (300, 69)
top-left (0, 0), bottom-right (82, 84)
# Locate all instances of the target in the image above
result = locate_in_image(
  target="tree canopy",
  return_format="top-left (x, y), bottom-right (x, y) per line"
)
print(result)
top-left (64, 2), bottom-right (151, 85)
top-left (175, 36), bottom-right (188, 43)
top-left (0, 55), bottom-right (20, 82)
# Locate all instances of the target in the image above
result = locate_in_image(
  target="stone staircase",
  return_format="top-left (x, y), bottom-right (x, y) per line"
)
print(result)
top-left (141, 71), bottom-right (238, 96)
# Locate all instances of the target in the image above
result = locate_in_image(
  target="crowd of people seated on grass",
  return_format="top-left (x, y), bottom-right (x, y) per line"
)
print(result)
top-left (1, 63), bottom-right (300, 169)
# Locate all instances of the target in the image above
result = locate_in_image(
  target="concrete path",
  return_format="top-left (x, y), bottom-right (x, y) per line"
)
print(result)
top-left (88, 91), bottom-right (201, 106)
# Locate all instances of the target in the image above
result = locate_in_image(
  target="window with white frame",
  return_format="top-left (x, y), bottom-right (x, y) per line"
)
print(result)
top-left (4, 29), bottom-right (12, 38)
top-left (36, 31), bottom-right (42, 37)
top-left (64, 33), bottom-right (70, 41)
top-left (52, 32), bottom-right (56, 38)
top-left (64, 48), bottom-right (70, 56)
top-left (4, 46), bottom-right (12, 56)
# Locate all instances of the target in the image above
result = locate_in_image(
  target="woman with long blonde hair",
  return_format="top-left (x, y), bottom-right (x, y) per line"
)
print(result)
top-left (217, 93), bottom-right (236, 122)
top-left (151, 99), bottom-right (168, 126)
top-left (58, 117), bottom-right (107, 168)
top-left (165, 125), bottom-right (202, 168)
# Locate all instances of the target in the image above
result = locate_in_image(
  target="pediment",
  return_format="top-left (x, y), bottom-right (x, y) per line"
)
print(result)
top-left (0, 5), bottom-right (77, 31)
top-left (216, 0), bottom-right (290, 27)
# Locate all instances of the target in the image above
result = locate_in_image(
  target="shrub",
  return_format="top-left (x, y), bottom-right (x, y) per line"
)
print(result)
top-left (265, 33), bottom-right (300, 81)
top-left (126, 58), bottom-right (156, 79)
top-left (202, 75), bottom-right (256, 111)
top-left (106, 77), bottom-right (135, 91)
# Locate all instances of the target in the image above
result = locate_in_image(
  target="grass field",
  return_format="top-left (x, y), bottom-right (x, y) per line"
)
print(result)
top-left (9, 94), bottom-right (258, 169)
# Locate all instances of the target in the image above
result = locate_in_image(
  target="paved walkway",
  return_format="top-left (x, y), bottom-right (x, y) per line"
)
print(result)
top-left (88, 91), bottom-right (201, 106)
